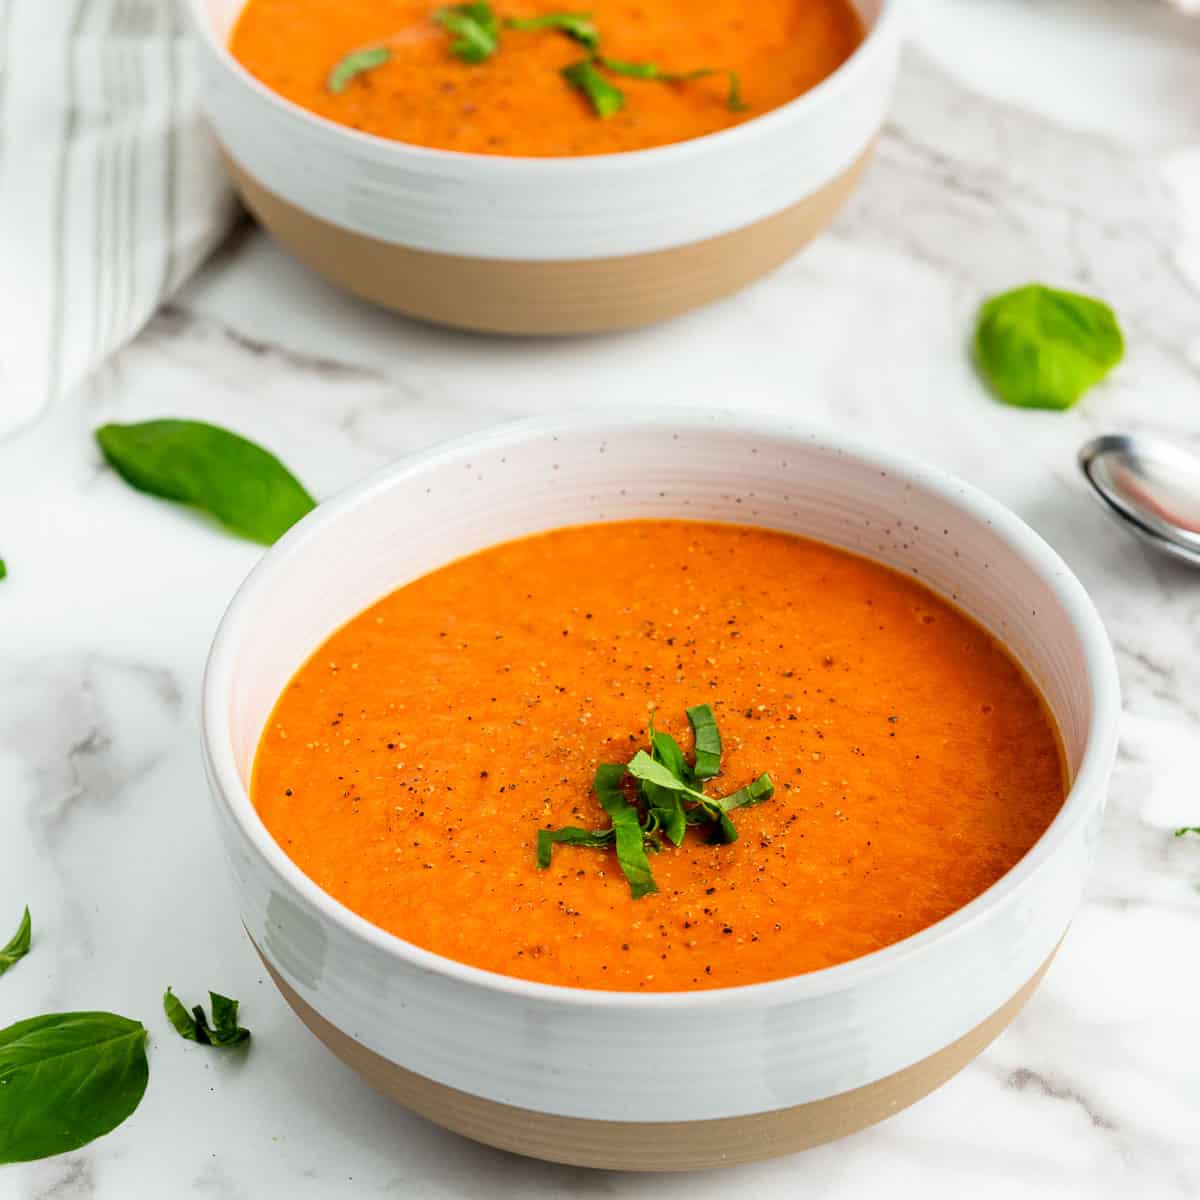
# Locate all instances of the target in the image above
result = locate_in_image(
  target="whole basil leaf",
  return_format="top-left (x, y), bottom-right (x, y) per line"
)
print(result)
top-left (1175, 827), bottom-right (1200, 838)
top-left (327, 45), bottom-right (391, 93)
top-left (95, 419), bottom-right (315, 545)
top-left (0, 907), bottom-right (30, 977)
top-left (0, 1012), bottom-right (148, 1164)
top-left (974, 284), bottom-right (1124, 411)
top-left (0, 558), bottom-right (6, 580)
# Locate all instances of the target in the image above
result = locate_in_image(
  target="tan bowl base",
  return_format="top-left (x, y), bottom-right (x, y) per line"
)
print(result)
top-left (258, 945), bottom-right (1054, 1172)
top-left (221, 147), bottom-right (872, 336)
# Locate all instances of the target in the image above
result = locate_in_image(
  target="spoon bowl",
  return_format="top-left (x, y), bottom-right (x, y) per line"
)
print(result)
top-left (1079, 434), bottom-right (1200, 568)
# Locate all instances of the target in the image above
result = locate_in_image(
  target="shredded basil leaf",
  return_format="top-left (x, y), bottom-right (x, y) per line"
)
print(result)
top-left (163, 988), bottom-right (250, 1047)
top-left (686, 704), bottom-right (722, 779)
top-left (326, 44), bottom-right (392, 93)
top-left (0, 906), bottom-right (30, 977)
top-left (718, 772), bottom-right (775, 812)
top-left (594, 763), bottom-right (658, 898)
top-left (504, 12), bottom-right (598, 49)
top-left (974, 284), bottom-right (1124, 411)
top-left (598, 60), bottom-right (746, 111)
top-left (562, 59), bottom-right (624, 118)
top-left (647, 714), bottom-right (689, 845)
top-left (537, 826), bottom-right (613, 867)
top-left (433, 3), bottom-right (500, 62)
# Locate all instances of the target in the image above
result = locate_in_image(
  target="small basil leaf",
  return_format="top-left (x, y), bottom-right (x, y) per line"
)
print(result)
top-left (207, 993), bottom-right (250, 1046)
top-left (504, 12), bottom-right (598, 49)
top-left (1175, 827), bottom-right (1200, 838)
top-left (562, 60), bottom-right (624, 118)
top-left (163, 988), bottom-right (201, 1041)
top-left (0, 558), bottom-right (7, 581)
top-left (686, 704), bottom-right (722, 779)
top-left (594, 763), bottom-right (657, 898)
top-left (164, 989), bottom-right (250, 1048)
top-left (433, 4), bottom-right (499, 62)
top-left (536, 826), bottom-right (613, 867)
top-left (0, 1012), bottom-right (148, 1164)
top-left (95, 420), bottom-right (315, 546)
top-left (975, 284), bottom-right (1124, 411)
top-left (326, 45), bottom-right (391, 93)
top-left (0, 907), bottom-right (31, 977)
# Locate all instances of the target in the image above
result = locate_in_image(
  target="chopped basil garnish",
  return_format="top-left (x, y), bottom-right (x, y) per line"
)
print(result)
top-left (326, 44), bottom-right (392, 93)
top-left (433, 3), bottom-right (500, 62)
top-left (0, 1012), bottom-right (148, 1164)
top-left (536, 825), bottom-right (613, 866)
top-left (163, 988), bottom-right (250, 1047)
top-left (332, 9), bottom-right (747, 120)
top-left (536, 704), bottom-right (776, 898)
top-left (598, 59), bottom-right (746, 111)
top-left (594, 762), bottom-right (658, 898)
top-left (974, 284), bottom-right (1124, 411)
top-left (562, 59), bottom-right (625, 118)
top-left (0, 906), bottom-right (30, 977)
top-left (686, 703), bottom-right (722, 779)
top-left (95, 419), bottom-right (315, 546)
top-left (504, 12), bottom-right (598, 49)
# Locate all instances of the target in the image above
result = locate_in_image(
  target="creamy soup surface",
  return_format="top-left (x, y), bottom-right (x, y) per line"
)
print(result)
top-left (230, 0), bottom-right (864, 156)
top-left (252, 521), bottom-right (1066, 992)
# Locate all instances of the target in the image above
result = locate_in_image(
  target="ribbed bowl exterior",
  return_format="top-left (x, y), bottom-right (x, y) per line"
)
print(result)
top-left (202, 409), bottom-right (1120, 1125)
top-left (185, 0), bottom-right (901, 261)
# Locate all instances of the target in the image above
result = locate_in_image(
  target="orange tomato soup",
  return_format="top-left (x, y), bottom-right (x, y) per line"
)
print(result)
top-left (229, 0), bottom-right (864, 156)
top-left (252, 522), bottom-right (1066, 992)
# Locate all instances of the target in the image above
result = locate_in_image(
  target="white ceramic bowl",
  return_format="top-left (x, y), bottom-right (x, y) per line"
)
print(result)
top-left (202, 409), bottom-right (1120, 1170)
top-left (185, 1), bottom-right (902, 334)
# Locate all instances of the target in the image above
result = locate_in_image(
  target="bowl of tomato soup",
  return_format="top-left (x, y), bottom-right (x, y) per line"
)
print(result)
top-left (202, 409), bottom-right (1119, 1170)
top-left (184, 0), bottom-right (900, 334)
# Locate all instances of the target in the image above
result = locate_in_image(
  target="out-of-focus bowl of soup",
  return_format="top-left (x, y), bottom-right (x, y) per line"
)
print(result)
top-left (201, 408), bottom-right (1120, 1170)
top-left (183, 0), bottom-right (901, 334)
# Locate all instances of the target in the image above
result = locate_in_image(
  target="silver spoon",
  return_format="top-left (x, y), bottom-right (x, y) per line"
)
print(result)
top-left (1079, 434), bottom-right (1200, 567)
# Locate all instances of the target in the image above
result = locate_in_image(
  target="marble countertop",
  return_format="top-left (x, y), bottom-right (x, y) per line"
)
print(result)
top-left (5, 1), bottom-right (1200, 1195)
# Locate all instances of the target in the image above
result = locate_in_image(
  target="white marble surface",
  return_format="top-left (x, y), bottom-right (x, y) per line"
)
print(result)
top-left (5, 1), bottom-right (1200, 1195)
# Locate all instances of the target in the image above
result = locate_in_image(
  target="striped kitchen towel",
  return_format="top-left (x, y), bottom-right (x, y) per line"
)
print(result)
top-left (0, 0), bottom-right (237, 438)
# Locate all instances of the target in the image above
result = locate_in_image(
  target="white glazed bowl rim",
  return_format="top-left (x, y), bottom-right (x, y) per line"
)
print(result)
top-left (202, 407), bottom-right (1120, 1011)
top-left (186, 0), bottom-right (900, 173)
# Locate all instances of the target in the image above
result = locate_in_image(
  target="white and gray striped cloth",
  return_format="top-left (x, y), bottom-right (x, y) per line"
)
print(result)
top-left (0, 0), bottom-right (236, 438)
